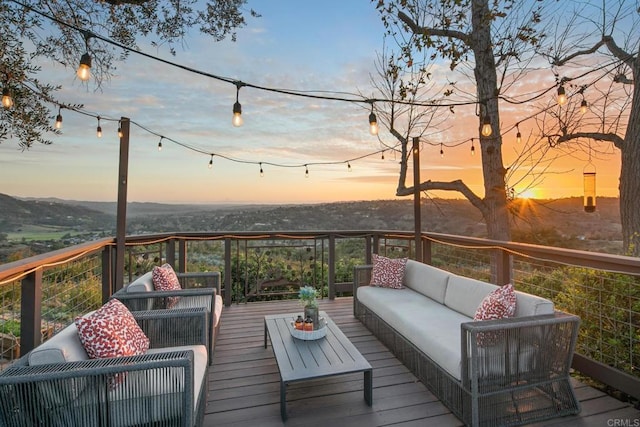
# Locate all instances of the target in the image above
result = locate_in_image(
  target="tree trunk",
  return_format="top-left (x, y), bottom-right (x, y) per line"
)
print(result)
top-left (620, 52), bottom-right (640, 256)
top-left (471, 0), bottom-right (510, 242)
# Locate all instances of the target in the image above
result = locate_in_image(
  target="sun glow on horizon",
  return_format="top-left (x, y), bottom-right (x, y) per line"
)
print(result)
top-left (518, 188), bottom-right (540, 199)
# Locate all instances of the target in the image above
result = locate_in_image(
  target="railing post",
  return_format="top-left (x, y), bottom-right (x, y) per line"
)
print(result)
top-left (101, 246), bottom-right (113, 302)
top-left (495, 248), bottom-right (511, 285)
top-left (372, 234), bottom-right (380, 256)
top-left (20, 269), bottom-right (43, 355)
top-left (328, 234), bottom-right (336, 300)
top-left (365, 235), bottom-right (372, 264)
top-left (166, 239), bottom-right (176, 269)
top-left (224, 238), bottom-right (232, 307)
top-left (178, 240), bottom-right (187, 272)
top-left (423, 237), bottom-right (432, 265)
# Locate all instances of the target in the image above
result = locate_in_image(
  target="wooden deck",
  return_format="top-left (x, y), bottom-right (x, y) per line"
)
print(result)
top-left (204, 298), bottom-right (640, 426)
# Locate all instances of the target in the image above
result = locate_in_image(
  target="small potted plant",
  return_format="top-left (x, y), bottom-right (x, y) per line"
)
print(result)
top-left (299, 286), bottom-right (319, 329)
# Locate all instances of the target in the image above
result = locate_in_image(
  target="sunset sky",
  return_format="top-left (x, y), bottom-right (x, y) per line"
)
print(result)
top-left (0, 1), bottom-right (624, 204)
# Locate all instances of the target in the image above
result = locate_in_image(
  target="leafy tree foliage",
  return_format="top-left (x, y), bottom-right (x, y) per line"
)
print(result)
top-left (0, 0), bottom-right (258, 148)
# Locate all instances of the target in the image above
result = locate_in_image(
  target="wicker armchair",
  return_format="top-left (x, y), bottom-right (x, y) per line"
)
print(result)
top-left (111, 270), bottom-right (222, 364)
top-left (0, 308), bottom-right (209, 427)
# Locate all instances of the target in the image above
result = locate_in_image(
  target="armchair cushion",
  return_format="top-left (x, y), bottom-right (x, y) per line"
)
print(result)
top-left (75, 299), bottom-right (150, 360)
top-left (152, 263), bottom-right (182, 308)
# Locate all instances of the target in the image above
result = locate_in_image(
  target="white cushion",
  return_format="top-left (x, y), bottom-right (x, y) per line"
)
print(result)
top-left (126, 271), bottom-right (154, 293)
top-left (28, 322), bottom-right (88, 365)
top-left (514, 291), bottom-right (554, 316)
top-left (444, 274), bottom-right (499, 317)
top-left (403, 260), bottom-right (450, 304)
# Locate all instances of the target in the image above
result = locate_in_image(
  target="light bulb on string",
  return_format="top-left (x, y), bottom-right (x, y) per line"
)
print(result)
top-left (2, 87), bottom-right (13, 109)
top-left (481, 115), bottom-right (492, 137)
top-left (232, 82), bottom-right (243, 127)
top-left (580, 99), bottom-right (588, 114)
top-left (117, 121), bottom-right (123, 138)
top-left (557, 85), bottom-right (567, 105)
top-left (368, 104), bottom-right (378, 135)
top-left (305, 165), bottom-right (309, 178)
top-left (440, 143), bottom-right (444, 158)
top-left (96, 116), bottom-right (102, 138)
top-left (208, 155), bottom-right (214, 169)
top-left (259, 162), bottom-right (264, 177)
top-left (381, 150), bottom-right (385, 160)
top-left (516, 123), bottom-right (522, 144)
top-left (55, 108), bottom-right (63, 129)
top-left (157, 137), bottom-right (163, 151)
top-left (77, 53), bottom-right (92, 81)
top-left (347, 162), bottom-right (352, 172)
top-left (470, 139), bottom-right (475, 156)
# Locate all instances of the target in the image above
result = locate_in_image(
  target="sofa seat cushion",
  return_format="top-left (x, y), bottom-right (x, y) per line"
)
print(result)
top-left (358, 285), bottom-right (470, 380)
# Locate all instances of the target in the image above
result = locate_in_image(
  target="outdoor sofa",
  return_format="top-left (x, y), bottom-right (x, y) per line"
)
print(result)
top-left (354, 256), bottom-right (581, 427)
top-left (0, 305), bottom-right (209, 426)
top-left (111, 266), bottom-right (222, 364)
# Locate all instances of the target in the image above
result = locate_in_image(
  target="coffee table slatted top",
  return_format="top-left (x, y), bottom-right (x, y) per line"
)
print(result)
top-left (264, 312), bottom-right (372, 383)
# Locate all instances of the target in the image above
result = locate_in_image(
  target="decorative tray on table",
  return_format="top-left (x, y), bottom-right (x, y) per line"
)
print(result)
top-left (289, 316), bottom-right (328, 340)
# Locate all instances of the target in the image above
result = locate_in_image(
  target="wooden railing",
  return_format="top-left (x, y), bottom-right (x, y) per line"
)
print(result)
top-left (1, 230), bottom-right (639, 399)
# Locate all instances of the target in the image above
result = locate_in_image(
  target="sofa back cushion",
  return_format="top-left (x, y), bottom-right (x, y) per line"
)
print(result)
top-left (445, 273), bottom-right (555, 318)
top-left (445, 274), bottom-right (498, 318)
top-left (403, 260), bottom-right (450, 304)
top-left (28, 322), bottom-right (89, 366)
top-left (126, 271), bottom-right (154, 293)
top-left (514, 291), bottom-right (554, 316)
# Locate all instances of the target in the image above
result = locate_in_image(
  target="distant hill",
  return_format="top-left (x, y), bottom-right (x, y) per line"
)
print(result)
top-left (0, 193), bottom-right (115, 233)
top-left (2, 194), bottom-right (623, 253)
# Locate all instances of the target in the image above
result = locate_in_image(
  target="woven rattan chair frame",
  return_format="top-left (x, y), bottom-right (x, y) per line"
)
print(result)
top-left (0, 309), bottom-right (209, 426)
top-left (354, 265), bottom-right (581, 427)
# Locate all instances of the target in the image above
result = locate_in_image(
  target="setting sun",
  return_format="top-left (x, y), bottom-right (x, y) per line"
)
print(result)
top-left (518, 188), bottom-right (539, 199)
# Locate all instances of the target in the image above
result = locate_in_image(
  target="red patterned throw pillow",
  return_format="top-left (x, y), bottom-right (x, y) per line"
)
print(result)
top-left (152, 263), bottom-right (182, 308)
top-left (473, 284), bottom-right (517, 346)
top-left (370, 254), bottom-right (407, 289)
top-left (75, 299), bottom-right (150, 360)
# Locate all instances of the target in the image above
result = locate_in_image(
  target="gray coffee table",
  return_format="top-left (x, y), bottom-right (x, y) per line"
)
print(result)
top-left (264, 311), bottom-right (373, 421)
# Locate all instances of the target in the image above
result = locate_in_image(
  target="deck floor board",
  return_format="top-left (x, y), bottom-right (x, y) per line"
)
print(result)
top-left (204, 298), bottom-right (640, 426)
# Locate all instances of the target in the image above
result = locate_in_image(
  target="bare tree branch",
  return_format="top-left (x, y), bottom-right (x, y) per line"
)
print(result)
top-left (552, 38), bottom-right (608, 66)
top-left (397, 11), bottom-right (471, 46)
top-left (557, 131), bottom-right (625, 149)
top-left (396, 179), bottom-right (487, 216)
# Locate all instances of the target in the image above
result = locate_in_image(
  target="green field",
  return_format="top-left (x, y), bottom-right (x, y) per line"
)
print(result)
top-left (6, 225), bottom-right (79, 242)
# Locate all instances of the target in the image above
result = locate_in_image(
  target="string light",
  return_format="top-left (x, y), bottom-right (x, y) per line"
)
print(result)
top-left (208, 155), bottom-right (214, 169)
top-left (557, 85), bottom-right (567, 105)
top-left (259, 162), bottom-right (264, 177)
top-left (470, 139), bottom-right (475, 156)
top-left (157, 137), bottom-right (163, 151)
top-left (440, 143), bottom-right (444, 158)
top-left (55, 108), bottom-right (63, 129)
top-left (481, 115), bottom-right (492, 137)
top-left (305, 165), bottom-right (309, 178)
top-left (580, 99), bottom-right (588, 114)
top-left (77, 53), bottom-right (91, 82)
top-left (381, 151), bottom-right (385, 160)
top-left (96, 116), bottom-right (102, 138)
top-left (347, 162), bottom-right (352, 172)
top-left (232, 82), bottom-right (243, 127)
top-left (117, 121), bottom-right (123, 138)
top-left (516, 123), bottom-right (522, 144)
top-left (368, 104), bottom-right (378, 135)
top-left (2, 87), bottom-right (13, 109)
